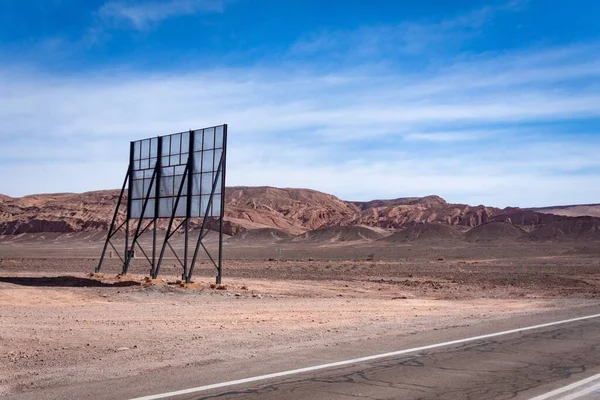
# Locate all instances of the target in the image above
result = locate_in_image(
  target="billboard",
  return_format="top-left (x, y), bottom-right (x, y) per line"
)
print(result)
top-left (129, 125), bottom-right (226, 219)
top-left (97, 123), bottom-right (228, 284)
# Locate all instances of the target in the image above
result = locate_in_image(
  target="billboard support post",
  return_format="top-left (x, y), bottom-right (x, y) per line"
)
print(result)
top-left (95, 168), bottom-right (129, 274)
top-left (217, 125), bottom-right (227, 284)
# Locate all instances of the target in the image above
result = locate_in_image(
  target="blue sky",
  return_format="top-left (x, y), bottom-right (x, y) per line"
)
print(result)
top-left (1, 0), bottom-right (599, 207)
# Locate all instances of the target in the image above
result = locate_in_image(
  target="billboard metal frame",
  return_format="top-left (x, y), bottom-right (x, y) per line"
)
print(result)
top-left (96, 124), bottom-right (228, 284)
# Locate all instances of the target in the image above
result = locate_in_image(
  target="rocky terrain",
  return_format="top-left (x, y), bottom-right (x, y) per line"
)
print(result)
top-left (2, 240), bottom-right (600, 397)
top-left (1, 186), bottom-right (600, 242)
top-left (1, 188), bottom-right (600, 398)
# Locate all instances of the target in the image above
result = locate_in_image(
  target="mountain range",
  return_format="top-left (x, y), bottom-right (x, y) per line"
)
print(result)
top-left (0, 186), bottom-right (599, 237)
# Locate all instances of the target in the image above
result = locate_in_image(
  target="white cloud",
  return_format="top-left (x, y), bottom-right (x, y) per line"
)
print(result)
top-left (98, 0), bottom-right (226, 30)
top-left (403, 131), bottom-right (490, 142)
top-left (0, 42), bottom-right (599, 207)
top-left (290, 1), bottom-right (526, 59)
top-left (230, 158), bottom-right (600, 208)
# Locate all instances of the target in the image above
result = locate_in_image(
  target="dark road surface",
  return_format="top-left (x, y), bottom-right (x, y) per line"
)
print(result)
top-left (171, 317), bottom-right (600, 400)
top-left (5, 306), bottom-right (600, 400)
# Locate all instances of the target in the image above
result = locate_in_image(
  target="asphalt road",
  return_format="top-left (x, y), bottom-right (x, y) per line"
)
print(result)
top-left (168, 315), bottom-right (600, 400)
top-left (5, 306), bottom-right (600, 400)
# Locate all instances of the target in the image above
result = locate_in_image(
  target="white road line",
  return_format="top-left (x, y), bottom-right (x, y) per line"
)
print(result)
top-left (529, 373), bottom-right (600, 400)
top-left (561, 383), bottom-right (600, 400)
top-left (130, 313), bottom-right (600, 400)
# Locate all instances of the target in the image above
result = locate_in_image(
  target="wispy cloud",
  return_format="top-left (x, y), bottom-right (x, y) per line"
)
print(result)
top-left (98, 0), bottom-right (226, 30)
top-left (290, 1), bottom-right (526, 60)
top-left (403, 131), bottom-right (490, 142)
top-left (1, 38), bottom-right (599, 206)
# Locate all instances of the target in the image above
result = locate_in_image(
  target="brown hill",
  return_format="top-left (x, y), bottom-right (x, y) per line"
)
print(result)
top-left (224, 186), bottom-right (359, 235)
top-left (531, 204), bottom-right (600, 219)
top-left (2, 187), bottom-right (599, 239)
top-left (491, 210), bottom-right (566, 228)
top-left (527, 217), bottom-right (600, 241)
top-left (227, 228), bottom-right (293, 244)
top-left (345, 202), bottom-right (501, 230)
top-left (465, 222), bottom-right (526, 242)
top-left (0, 190), bottom-right (121, 235)
top-left (0, 187), bottom-right (357, 236)
top-left (291, 226), bottom-right (388, 243)
top-left (351, 195), bottom-right (447, 210)
top-left (381, 223), bottom-right (464, 243)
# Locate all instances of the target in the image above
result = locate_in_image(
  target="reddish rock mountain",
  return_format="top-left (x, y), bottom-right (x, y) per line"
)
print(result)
top-left (224, 187), bottom-right (359, 235)
top-left (349, 195), bottom-right (447, 210)
top-left (530, 204), bottom-right (600, 219)
top-left (342, 200), bottom-right (501, 230)
top-left (0, 186), bottom-right (598, 236)
top-left (0, 187), bottom-right (359, 236)
top-left (0, 191), bottom-right (119, 235)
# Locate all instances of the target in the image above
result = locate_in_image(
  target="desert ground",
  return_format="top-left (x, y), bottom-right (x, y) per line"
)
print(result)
top-left (1, 232), bottom-right (599, 398)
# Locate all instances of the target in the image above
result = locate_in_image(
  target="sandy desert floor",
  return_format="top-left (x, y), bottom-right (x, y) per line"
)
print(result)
top-left (1, 236), bottom-right (600, 397)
